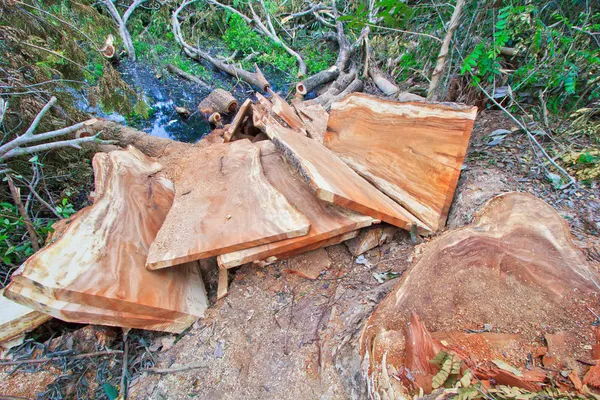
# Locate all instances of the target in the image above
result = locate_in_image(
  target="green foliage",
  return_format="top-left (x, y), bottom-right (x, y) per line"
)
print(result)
top-left (304, 43), bottom-right (336, 75)
top-left (222, 13), bottom-right (297, 75)
top-left (0, 202), bottom-right (54, 266)
top-left (56, 196), bottom-right (76, 219)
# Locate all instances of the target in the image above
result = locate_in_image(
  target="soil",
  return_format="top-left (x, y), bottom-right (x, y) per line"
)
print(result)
top-left (1, 110), bottom-right (598, 399)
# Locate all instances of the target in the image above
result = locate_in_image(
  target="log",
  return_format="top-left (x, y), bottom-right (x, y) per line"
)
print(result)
top-left (224, 99), bottom-right (252, 142)
top-left (167, 64), bottom-right (210, 90)
top-left (295, 66), bottom-right (340, 96)
top-left (198, 89), bottom-right (238, 115)
top-left (146, 140), bottom-right (310, 270)
top-left (360, 192), bottom-right (600, 397)
top-left (369, 66), bottom-right (399, 97)
top-left (324, 93), bottom-right (477, 231)
top-left (208, 112), bottom-right (223, 127)
top-left (217, 141), bottom-right (372, 269)
top-left (5, 146), bottom-right (208, 333)
top-left (264, 120), bottom-right (428, 233)
top-left (0, 289), bottom-right (51, 344)
top-left (99, 34), bottom-right (116, 60)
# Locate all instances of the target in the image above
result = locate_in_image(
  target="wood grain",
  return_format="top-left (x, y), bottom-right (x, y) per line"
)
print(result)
top-left (224, 98), bottom-right (252, 142)
top-left (9, 146), bottom-right (207, 326)
top-left (291, 100), bottom-right (329, 143)
top-left (5, 283), bottom-right (194, 333)
top-left (360, 192), bottom-right (600, 397)
top-left (0, 289), bottom-right (51, 343)
top-left (217, 141), bottom-right (372, 269)
top-left (254, 229), bottom-right (359, 267)
top-left (266, 88), bottom-right (307, 134)
top-left (146, 139), bottom-right (310, 270)
top-left (324, 93), bottom-right (477, 231)
top-left (264, 121), bottom-right (429, 233)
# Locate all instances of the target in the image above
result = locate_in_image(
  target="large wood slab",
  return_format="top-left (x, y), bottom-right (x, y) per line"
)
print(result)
top-left (0, 289), bottom-right (51, 343)
top-left (264, 121), bottom-right (429, 233)
top-left (325, 93), bottom-right (477, 231)
top-left (5, 283), bottom-right (193, 333)
top-left (146, 139), bottom-right (310, 270)
top-left (9, 147), bottom-right (207, 326)
top-left (217, 141), bottom-right (372, 268)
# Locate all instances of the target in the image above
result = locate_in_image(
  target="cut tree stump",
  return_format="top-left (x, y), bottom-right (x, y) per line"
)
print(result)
top-left (264, 120), bottom-right (429, 233)
top-left (6, 146), bottom-right (208, 333)
top-left (360, 192), bottom-right (600, 397)
top-left (146, 140), bottom-right (310, 270)
top-left (217, 141), bottom-right (371, 269)
top-left (324, 93), bottom-right (477, 231)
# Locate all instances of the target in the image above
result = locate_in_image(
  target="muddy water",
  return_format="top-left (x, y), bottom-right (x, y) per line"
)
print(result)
top-left (115, 61), bottom-right (291, 143)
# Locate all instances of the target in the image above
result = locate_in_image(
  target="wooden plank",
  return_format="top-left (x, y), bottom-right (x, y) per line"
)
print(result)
top-left (0, 289), bottom-right (51, 343)
top-left (217, 141), bottom-right (372, 269)
top-left (224, 98), bottom-right (252, 142)
top-left (147, 139), bottom-right (310, 270)
top-left (264, 121), bottom-right (429, 233)
top-left (254, 229), bottom-right (359, 267)
top-left (324, 93), bottom-right (477, 231)
top-left (10, 147), bottom-right (208, 324)
top-left (266, 88), bottom-right (307, 134)
top-left (217, 269), bottom-right (228, 300)
top-left (5, 283), bottom-right (193, 333)
top-left (291, 99), bottom-right (329, 143)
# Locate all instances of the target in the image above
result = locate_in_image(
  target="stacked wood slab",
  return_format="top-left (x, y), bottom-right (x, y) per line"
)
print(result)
top-left (4, 147), bottom-right (208, 333)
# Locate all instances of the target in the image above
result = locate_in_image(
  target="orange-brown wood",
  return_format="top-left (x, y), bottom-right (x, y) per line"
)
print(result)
top-left (324, 93), bottom-right (477, 231)
top-left (360, 192), bottom-right (600, 397)
top-left (5, 283), bottom-right (194, 333)
top-left (265, 121), bottom-right (429, 233)
top-left (254, 229), bottom-right (359, 267)
top-left (266, 88), bottom-right (307, 134)
top-left (0, 289), bottom-right (51, 344)
top-left (291, 99), bottom-right (329, 143)
top-left (8, 147), bottom-right (207, 331)
top-left (217, 141), bottom-right (371, 269)
top-left (224, 98), bottom-right (252, 142)
top-left (146, 140), bottom-right (310, 270)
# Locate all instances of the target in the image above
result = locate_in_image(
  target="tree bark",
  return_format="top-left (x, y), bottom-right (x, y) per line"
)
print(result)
top-left (296, 66), bottom-right (340, 96)
top-left (369, 66), bottom-right (399, 97)
top-left (427, 0), bottom-right (466, 101)
top-left (167, 64), bottom-right (211, 89)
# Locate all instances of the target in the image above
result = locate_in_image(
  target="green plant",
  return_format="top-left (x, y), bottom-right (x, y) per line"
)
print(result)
top-left (56, 197), bottom-right (76, 219)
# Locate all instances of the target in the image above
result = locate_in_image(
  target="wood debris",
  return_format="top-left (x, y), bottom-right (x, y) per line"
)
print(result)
top-left (0, 288), bottom-right (51, 351)
top-left (282, 248), bottom-right (331, 280)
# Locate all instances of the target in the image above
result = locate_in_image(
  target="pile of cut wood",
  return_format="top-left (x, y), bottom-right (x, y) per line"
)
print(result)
top-left (1, 91), bottom-right (477, 340)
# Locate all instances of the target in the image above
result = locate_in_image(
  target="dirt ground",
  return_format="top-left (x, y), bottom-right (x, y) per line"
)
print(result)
top-left (127, 110), bottom-right (600, 399)
top-left (1, 110), bottom-right (599, 399)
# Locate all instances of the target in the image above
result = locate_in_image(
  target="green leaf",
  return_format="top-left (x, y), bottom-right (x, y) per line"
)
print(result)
top-left (102, 383), bottom-right (119, 400)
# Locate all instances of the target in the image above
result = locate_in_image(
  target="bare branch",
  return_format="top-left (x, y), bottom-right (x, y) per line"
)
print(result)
top-left (6, 175), bottom-right (41, 251)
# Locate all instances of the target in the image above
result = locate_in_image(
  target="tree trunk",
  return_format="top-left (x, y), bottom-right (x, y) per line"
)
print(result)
top-left (296, 66), bottom-right (340, 96)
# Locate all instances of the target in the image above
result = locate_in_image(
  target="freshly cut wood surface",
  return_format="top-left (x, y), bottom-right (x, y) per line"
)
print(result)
top-left (360, 192), bottom-right (600, 397)
top-left (0, 289), bottom-right (51, 343)
top-left (147, 139), bottom-right (310, 270)
top-left (266, 88), bottom-right (306, 134)
top-left (217, 141), bottom-right (371, 269)
top-left (291, 100), bottom-right (329, 143)
top-left (254, 229), bottom-right (359, 267)
top-left (324, 93), bottom-right (477, 231)
top-left (344, 225), bottom-right (397, 257)
top-left (224, 98), bottom-right (252, 142)
top-left (10, 146), bottom-right (207, 324)
top-left (5, 283), bottom-right (194, 333)
top-left (265, 121), bottom-right (428, 232)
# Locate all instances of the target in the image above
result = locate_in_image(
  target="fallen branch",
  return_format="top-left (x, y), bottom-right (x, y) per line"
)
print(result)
top-left (296, 66), bottom-right (339, 96)
top-left (166, 64), bottom-right (210, 90)
top-left (6, 175), bottom-right (40, 251)
top-left (145, 363), bottom-right (208, 374)
top-left (369, 66), bottom-right (399, 97)
top-left (102, 0), bottom-right (148, 60)
top-left (427, 0), bottom-right (466, 100)
top-left (0, 350), bottom-right (123, 366)
top-left (0, 97), bottom-right (114, 163)
top-left (172, 0), bottom-right (270, 91)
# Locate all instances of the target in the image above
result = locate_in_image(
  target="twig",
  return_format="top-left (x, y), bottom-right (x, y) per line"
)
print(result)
top-left (17, 42), bottom-right (99, 77)
top-left (144, 363), bottom-right (208, 374)
top-left (120, 332), bottom-right (129, 399)
top-left (0, 350), bottom-right (123, 366)
top-left (6, 175), bottom-right (40, 251)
